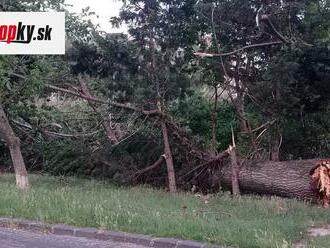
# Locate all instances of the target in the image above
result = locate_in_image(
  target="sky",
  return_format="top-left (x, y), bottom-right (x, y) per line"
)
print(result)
top-left (65, 0), bottom-right (126, 33)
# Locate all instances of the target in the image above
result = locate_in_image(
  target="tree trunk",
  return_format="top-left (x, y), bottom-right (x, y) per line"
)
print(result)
top-left (211, 84), bottom-right (218, 155)
top-left (236, 97), bottom-right (249, 133)
top-left (270, 127), bottom-right (282, 161)
top-left (219, 159), bottom-right (321, 201)
top-left (147, 16), bottom-right (177, 193)
top-left (0, 104), bottom-right (29, 189)
top-left (161, 120), bottom-right (177, 193)
top-left (233, 67), bottom-right (248, 133)
top-left (229, 145), bottom-right (240, 195)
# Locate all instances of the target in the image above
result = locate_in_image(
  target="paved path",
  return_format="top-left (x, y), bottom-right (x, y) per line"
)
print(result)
top-left (0, 227), bottom-right (147, 248)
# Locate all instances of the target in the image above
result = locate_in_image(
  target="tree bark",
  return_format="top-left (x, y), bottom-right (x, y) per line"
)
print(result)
top-left (236, 96), bottom-right (249, 133)
top-left (219, 159), bottom-right (322, 201)
top-left (270, 128), bottom-right (282, 161)
top-left (233, 63), bottom-right (249, 133)
top-left (229, 145), bottom-right (240, 195)
top-left (161, 120), bottom-right (177, 193)
top-left (0, 104), bottom-right (29, 189)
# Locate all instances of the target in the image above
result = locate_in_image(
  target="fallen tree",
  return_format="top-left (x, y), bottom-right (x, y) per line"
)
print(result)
top-left (218, 159), bottom-right (322, 202)
top-left (44, 82), bottom-right (326, 203)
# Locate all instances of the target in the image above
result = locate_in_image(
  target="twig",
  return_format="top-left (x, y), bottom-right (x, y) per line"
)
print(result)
top-left (42, 130), bottom-right (100, 138)
top-left (194, 41), bottom-right (283, 57)
top-left (181, 149), bottom-right (230, 179)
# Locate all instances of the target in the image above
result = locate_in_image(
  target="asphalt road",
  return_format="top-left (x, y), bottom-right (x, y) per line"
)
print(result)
top-left (0, 227), bottom-right (147, 248)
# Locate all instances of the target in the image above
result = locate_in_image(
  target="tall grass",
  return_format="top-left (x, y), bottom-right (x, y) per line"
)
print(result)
top-left (0, 174), bottom-right (329, 248)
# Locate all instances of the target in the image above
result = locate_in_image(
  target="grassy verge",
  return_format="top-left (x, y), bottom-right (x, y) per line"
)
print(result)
top-left (0, 174), bottom-right (329, 248)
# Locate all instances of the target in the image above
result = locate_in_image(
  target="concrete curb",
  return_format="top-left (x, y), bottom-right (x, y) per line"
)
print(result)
top-left (0, 217), bottom-right (224, 248)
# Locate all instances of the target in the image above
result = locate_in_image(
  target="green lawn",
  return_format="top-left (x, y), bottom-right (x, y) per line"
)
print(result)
top-left (0, 174), bottom-right (329, 248)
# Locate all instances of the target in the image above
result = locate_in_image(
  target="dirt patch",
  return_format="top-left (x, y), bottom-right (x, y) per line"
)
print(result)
top-left (307, 225), bottom-right (330, 237)
top-left (294, 225), bottom-right (330, 248)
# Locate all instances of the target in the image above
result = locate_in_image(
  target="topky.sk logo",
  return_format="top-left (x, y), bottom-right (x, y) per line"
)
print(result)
top-left (0, 12), bottom-right (65, 54)
top-left (0, 22), bottom-right (53, 44)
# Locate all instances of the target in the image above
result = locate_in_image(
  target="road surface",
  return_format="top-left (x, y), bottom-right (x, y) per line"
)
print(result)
top-left (0, 227), bottom-right (147, 248)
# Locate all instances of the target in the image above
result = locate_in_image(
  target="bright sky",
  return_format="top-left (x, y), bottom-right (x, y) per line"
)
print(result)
top-left (65, 0), bottom-right (126, 33)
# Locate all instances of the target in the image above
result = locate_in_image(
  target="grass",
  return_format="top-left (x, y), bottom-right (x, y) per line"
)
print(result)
top-left (0, 174), bottom-right (330, 248)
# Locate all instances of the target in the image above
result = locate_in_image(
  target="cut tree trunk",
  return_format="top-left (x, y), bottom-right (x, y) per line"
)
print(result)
top-left (219, 159), bottom-right (322, 201)
top-left (0, 104), bottom-right (29, 189)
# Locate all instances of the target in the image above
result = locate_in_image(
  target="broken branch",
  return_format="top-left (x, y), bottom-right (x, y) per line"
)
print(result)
top-left (45, 84), bottom-right (162, 116)
top-left (130, 155), bottom-right (165, 181)
top-left (194, 41), bottom-right (283, 58)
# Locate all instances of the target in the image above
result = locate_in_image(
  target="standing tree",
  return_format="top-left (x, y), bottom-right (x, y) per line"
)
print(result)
top-left (109, 0), bottom-right (203, 192)
top-left (0, 102), bottom-right (28, 189)
top-left (0, 0), bottom-right (69, 188)
top-left (194, 0), bottom-right (330, 161)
